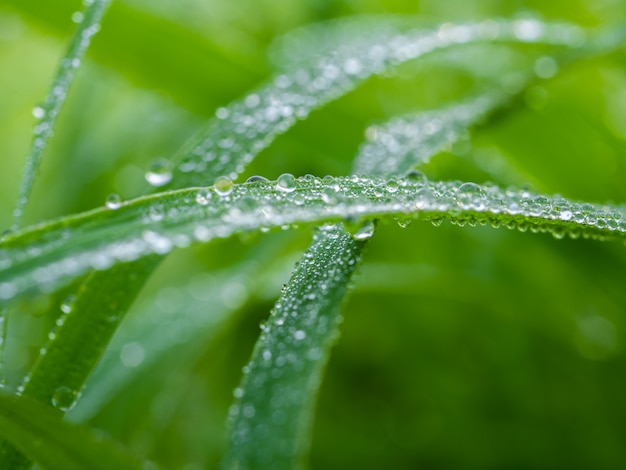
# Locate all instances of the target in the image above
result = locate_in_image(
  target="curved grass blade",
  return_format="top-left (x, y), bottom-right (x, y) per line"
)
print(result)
top-left (0, 392), bottom-right (144, 470)
top-left (1, 177), bottom-right (625, 304)
top-left (353, 90), bottom-right (506, 175)
top-left (223, 225), bottom-right (365, 469)
top-left (12, 0), bottom-right (111, 229)
top-left (168, 18), bottom-right (586, 188)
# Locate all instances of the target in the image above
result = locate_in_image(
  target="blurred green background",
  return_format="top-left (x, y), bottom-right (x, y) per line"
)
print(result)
top-left (2, 0), bottom-right (626, 468)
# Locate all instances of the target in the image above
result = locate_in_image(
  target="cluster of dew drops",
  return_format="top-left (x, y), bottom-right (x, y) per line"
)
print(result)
top-left (103, 164), bottom-right (626, 245)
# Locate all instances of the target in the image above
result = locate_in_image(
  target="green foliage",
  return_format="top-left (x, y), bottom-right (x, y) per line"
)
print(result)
top-left (1, 1), bottom-right (626, 469)
top-left (0, 392), bottom-right (143, 470)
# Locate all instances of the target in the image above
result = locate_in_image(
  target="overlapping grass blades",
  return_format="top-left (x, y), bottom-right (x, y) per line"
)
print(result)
top-left (168, 18), bottom-right (586, 188)
top-left (1, 10), bottom-right (625, 470)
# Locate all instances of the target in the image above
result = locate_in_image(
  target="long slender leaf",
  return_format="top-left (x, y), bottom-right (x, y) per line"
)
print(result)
top-left (0, 0), bottom-right (263, 114)
top-left (221, 88), bottom-right (508, 467)
top-left (0, 392), bottom-right (144, 470)
top-left (167, 18), bottom-right (586, 188)
top-left (0, 176), bottom-right (624, 304)
top-left (12, 0), bottom-right (111, 229)
top-left (69, 236), bottom-right (294, 422)
top-left (223, 225), bottom-right (366, 469)
top-left (353, 91), bottom-right (506, 175)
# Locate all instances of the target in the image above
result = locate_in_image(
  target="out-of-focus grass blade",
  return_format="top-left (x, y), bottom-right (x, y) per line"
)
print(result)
top-left (0, 392), bottom-right (144, 470)
top-left (0, 0), bottom-right (264, 114)
top-left (12, 0), bottom-right (111, 229)
top-left (167, 18), bottom-right (587, 188)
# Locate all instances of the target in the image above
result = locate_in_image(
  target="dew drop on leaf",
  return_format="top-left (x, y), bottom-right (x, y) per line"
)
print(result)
top-left (214, 176), bottom-right (234, 196)
top-left (60, 295), bottom-right (75, 314)
top-left (406, 170), bottom-right (427, 182)
top-left (51, 386), bottom-right (78, 411)
top-left (246, 175), bottom-right (270, 184)
top-left (351, 220), bottom-right (375, 240)
top-left (455, 182), bottom-right (487, 210)
top-left (195, 189), bottom-right (212, 206)
top-left (145, 158), bottom-right (173, 187)
top-left (32, 106), bottom-right (45, 119)
top-left (276, 173), bottom-right (297, 193)
top-left (396, 218), bottom-right (412, 228)
top-left (71, 11), bottom-right (84, 23)
top-left (105, 193), bottom-right (122, 210)
top-left (534, 55), bottom-right (558, 79)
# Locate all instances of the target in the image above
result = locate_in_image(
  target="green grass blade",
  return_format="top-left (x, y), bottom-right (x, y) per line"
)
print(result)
top-left (0, 392), bottom-right (144, 470)
top-left (168, 19), bottom-right (586, 188)
top-left (1, 177), bottom-right (624, 304)
top-left (223, 225), bottom-right (365, 469)
top-left (0, 0), bottom-right (263, 114)
top-left (12, 0), bottom-right (111, 229)
top-left (69, 236), bottom-right (292, 422)
top-left (353, 90), bottom-right (507, 175)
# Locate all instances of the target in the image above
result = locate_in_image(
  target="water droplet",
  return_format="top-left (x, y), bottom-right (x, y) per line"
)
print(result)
top-left (455, 182), bottom-right (487, 211)
top-left (51, 386), bottom-right (78, 411)
top-left (120, 342), bottom-right (145, 368)
top-left (294, 330), bottom-right (307, 340)
top-left (276, 173), bottom-right (297, 193)
top-left (534, 56), bottom-right (558, 79)
top-left (60, 295), bottom-right (76, 314)
top-left (214, 176), bottom-right (233, 196)
top-left (105, 193), bottom-right (122, 210)
top-left (245, 94), bottom-right (260, 108)
top-left (195, 189), bottom-right (212, 206)
top-left (32, 106), bottom-right (45, 119)
top-left (215, 107), bottom-right (229, 119)
top-left (396, 218), bottom-right (412, 228)
top-left (406, 170), bottom-right (427, 182)
top-left (351, 220), bottom-right (375, 240)
top-left (246, 175), bottom-right (269, 184)
top-left (145, 158), bottom-right (173, 187)
top-left (513, 18), bottom-right (543, 42)
top-left (71, 11), bottom-right (84, 23)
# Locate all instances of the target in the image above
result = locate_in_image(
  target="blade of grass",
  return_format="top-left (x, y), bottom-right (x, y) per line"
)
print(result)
top-left (0, 392), bottom-right (144, 470)
top-left (218, 23), bottom-right (626, 460)
top-left (223, 224), bottom-right (366, 469)
top-left (69, 235), bottom-right (294, 422)
top-left (1, 177), bottom-right (624, 304)
top-left (12, 0), bottom-right (111, 229)
top-left (0, 0), bottom-right (264, 114)
top-left (167, 18), bottom-right (587, 188)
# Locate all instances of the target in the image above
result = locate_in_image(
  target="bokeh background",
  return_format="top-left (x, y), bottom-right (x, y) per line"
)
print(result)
top-left (2, 0), bottom-right (626, 468)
